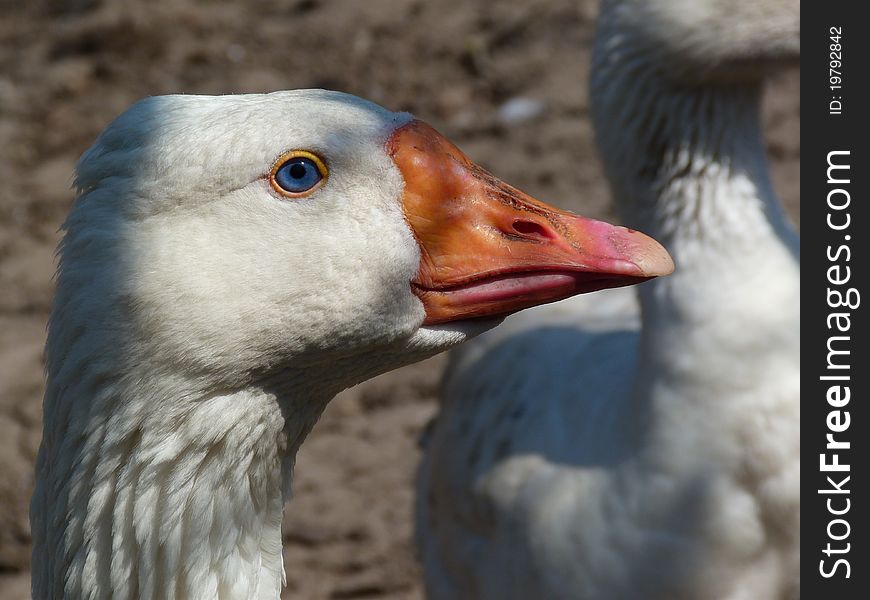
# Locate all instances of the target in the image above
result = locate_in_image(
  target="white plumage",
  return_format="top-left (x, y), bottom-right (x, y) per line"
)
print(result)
top-left (31, 89), bottom-right (671, 600)
top-left (416, 1), bottom-right (800, 598)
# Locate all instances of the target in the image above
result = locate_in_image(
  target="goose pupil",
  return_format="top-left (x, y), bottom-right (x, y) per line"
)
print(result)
top-left (290, 163), bottom-right (308, 179)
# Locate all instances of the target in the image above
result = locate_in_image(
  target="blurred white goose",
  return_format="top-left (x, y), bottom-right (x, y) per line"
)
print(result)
top-left (30, 89), bottom-right (671, 600)
top-left (417, 1), bottom-right (800, 598)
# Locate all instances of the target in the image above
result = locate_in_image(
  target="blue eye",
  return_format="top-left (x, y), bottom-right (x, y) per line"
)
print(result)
top-left (272, 154), bottom-right (326, 195)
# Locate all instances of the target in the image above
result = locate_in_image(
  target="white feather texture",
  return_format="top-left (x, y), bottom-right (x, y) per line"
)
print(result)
top-left (31, 90), bottom-right (485, 600)
top-left (416, 1), bottom-right (800, 599)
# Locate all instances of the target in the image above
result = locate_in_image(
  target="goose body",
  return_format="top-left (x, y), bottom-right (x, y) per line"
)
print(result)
top-left (417, 1), bottom-right (800, 598)
top-left (31, 89), bottom-right (671, 600)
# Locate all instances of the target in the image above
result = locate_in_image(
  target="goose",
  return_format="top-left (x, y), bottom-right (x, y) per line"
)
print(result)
top-left (416, 0), bottom-right (800, 598)
top-left (29, 89), bottom-right (673, 600)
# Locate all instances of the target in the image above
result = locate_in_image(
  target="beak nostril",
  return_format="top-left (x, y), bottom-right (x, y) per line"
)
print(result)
top-left (512, 220), bottom-right (552, 240)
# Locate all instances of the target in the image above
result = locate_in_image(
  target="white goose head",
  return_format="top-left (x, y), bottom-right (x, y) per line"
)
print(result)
top-left (598, 0), bottom-right (799, 84)
top-left (55, 89), bottom-right (671, 391)
top-left (33, 89), bottom-right (672, 599)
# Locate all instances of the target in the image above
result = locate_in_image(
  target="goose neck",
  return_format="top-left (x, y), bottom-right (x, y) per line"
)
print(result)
top-left (32, 370), bottom-right (329, 600)
top-left (589, 24), bottom-right (800, 440)
top-left (591, 37), bottom-right (800, 320)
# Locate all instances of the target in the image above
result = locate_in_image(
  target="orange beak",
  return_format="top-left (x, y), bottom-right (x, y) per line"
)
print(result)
top-left (387, 120), bottom-right (674, 325)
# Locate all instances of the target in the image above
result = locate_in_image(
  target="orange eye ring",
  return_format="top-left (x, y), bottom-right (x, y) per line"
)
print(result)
top-left (269, 150), bottom-right (329, 198)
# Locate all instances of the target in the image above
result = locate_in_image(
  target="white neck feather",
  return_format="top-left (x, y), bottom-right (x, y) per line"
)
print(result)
top-left (31, 355), bottom-right (338, 600)
top-left (590, 22), bottom-right (800, 453)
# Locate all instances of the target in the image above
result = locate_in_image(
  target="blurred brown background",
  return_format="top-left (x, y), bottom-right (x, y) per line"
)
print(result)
top-left (0, 0), bottom-right (799, 598)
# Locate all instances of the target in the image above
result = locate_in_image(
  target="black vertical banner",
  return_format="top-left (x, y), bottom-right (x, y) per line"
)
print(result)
top-left (803, 3), bottom-right (869, 598)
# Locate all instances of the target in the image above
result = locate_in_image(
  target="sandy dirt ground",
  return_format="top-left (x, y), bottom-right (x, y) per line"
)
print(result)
top-left (0, 1), bottom-right (798, 598)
